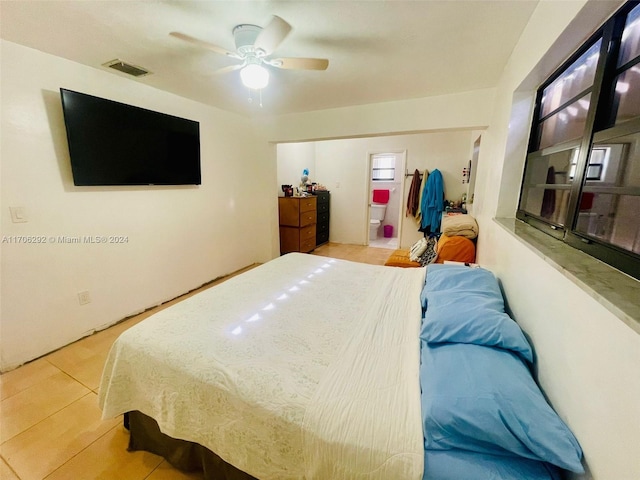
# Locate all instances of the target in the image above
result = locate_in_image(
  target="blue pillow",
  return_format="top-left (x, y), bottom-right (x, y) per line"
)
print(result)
top-left (421, 264), bottom-right (504, 309)
top-left (420, 264), bottom-right (533, 361)
top-left (421, 264), bottom-right (503, 311)
top-left (421, 291), bottom-right (533, 362)
top-left (420, 341), bottom-right (584, 473)
top-left (423, 448), bottom-right (562, 480)
top-left (420, 264), bottom-right (533, 362)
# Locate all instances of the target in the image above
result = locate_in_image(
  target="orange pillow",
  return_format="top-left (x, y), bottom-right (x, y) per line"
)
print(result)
top-left (384, 249), bottom-right (422, 268)
top-left (434, 235), bottom-right (476, 264)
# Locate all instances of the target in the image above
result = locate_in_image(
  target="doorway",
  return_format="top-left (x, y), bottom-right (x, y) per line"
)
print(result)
top-left (367, 150), bottom-right (406, 249)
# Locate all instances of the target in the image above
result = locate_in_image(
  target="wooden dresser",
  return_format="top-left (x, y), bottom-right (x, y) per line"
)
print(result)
top-left (278, 196), bottom-right (317, 254)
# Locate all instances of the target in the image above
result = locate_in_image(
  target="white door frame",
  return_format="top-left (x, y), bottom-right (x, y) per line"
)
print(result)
top-left (364, 150), bottom-right (407, 245)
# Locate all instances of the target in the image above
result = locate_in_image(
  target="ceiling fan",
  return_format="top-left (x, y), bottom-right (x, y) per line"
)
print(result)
top-left (170, 15), bottom-right (329, 90)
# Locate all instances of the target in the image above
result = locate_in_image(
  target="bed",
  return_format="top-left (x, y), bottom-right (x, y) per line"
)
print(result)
top-left (98, 253), bottom-right (584, 479)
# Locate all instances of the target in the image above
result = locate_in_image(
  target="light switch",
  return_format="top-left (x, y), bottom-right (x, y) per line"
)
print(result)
top-left (9, 207), bottom-right (28, 223)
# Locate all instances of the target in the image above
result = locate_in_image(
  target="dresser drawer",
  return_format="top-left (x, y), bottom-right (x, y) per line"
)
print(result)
top-left (299, 210), bottom-right (316, 227)
top-left (300, 238), bottom-right (315, 252)
top-left (316, 230), bottom-right (329, 246)
top-left (300, 224), bottom-right (316, 241)
top-left (316, 220), bottom-right (329, 234)
top-left (299, 197), bottom-right (317, 213)
top-left (315, 191), bottom-right (329, 202)
top-left (300, 225), bottom-right (316, 252)
top-left (317, 211), bottom-right (329, 224)
top-left (317, 201), bottom-right (329, 214)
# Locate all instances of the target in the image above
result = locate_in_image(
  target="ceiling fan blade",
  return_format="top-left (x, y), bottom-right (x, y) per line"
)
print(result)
top-left (254, 16), bottom-right (292, 55)
top-left (213, 64), bottom-right (243, 76)
top-left (269, 57), bottom-right (329, 71)
top-left (170, 31), bottom-right (239, 58)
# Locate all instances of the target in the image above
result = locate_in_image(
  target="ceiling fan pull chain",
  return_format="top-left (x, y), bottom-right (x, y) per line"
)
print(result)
top-left (245, 88), bottom-right (263, 107)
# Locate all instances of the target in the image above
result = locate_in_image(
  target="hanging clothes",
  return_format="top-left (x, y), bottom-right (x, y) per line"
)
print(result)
top-left (415, 169), bottom-right (429, 223)
top-left (420, 168), bottom-right (444, 234)
top-left (406, 169), bottom-right (422, 217)
top-left (541, 166), bottom-right (556, 219)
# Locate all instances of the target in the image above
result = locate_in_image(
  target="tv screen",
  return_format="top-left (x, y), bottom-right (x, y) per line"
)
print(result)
top-left (60, 88), bottom-right (201, 186)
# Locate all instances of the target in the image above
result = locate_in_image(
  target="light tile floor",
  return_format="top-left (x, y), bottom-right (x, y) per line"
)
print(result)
top-left (369, 236), bottom-right (399, 249)
top-left (0, 243), bottom-right (393, 480)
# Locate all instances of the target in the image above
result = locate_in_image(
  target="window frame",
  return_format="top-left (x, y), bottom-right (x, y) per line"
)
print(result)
top-left (517, 1), bottom-right (640, 281)
top-left (371, 153), bottom-right (397, 182)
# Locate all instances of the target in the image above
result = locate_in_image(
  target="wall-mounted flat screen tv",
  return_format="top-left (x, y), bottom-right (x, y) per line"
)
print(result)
top-left (60, 88), bottom-right (201, 186)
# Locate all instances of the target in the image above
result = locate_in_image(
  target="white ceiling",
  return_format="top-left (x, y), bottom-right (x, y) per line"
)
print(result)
top-left (0, 1), bottom-right (539, 117)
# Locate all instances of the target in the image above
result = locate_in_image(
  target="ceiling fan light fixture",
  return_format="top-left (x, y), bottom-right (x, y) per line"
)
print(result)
top-left (240, 63), bottom-right (269, 90)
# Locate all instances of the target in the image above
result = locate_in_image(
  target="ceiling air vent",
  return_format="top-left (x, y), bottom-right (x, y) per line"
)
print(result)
top-left (103, 59), bottom-right (151, 77)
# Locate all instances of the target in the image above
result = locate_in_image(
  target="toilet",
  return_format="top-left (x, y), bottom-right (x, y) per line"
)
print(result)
top-left (369, 189), bottom-right (390, 241)
top-left (369, 204), bottom-right (388, 240)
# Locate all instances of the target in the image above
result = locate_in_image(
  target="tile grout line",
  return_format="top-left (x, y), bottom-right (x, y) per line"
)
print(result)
top-left (41, 423), bottom-right (122, 480)
top-left (1, 363), bottom-right (86, 447)
top-left (3, 392), bottom-right (114, 480)
top-left (0, 360), bottom-right (64, 403)
top-left (1, 389), bottom-right (94, 447)
top-left (58, 368), bottom-right (101, 394)
top-left (1, 452), bottom-right (22, 480)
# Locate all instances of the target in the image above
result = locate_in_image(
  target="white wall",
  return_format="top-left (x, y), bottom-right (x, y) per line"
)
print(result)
top-left (1, 41), bottom-right (276, 370)
top-left (257, 88), bottom-right (495, 143)
top-left (487, 226), bottom-right (640, 480)
top-left (469, 1), bottom-right (640, 479)
top-left (276, 142), bottom-right (316, 194)
top-left (277, 131), bottom-right (475, 248)
top-left (262, 2), bottom-right (640, 478)
top-left (314, 133), bottom-right (474, 248)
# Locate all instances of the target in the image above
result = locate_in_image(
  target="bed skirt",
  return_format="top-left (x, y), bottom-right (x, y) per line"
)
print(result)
top-left (125, 411), bottom-right (257, 480)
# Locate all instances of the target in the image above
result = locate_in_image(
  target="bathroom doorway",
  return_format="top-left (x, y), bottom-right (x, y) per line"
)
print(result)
top-left (367, 150), bottom-right (406, 249)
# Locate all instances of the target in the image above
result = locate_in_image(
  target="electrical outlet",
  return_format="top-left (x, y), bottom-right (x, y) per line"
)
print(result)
top-left (78, 290), bottom-right (91, 305)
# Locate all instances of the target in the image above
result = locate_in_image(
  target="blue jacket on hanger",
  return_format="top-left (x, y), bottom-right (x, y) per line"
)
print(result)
top-left (420, 168), bottom-right (444, 233)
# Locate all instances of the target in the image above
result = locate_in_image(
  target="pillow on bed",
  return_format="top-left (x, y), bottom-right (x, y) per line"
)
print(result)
top-left (421, 295), bottom-right (533, 362)
top-left (420, 264), bottom-right (533, 362)
top-left (423, 264), bottom-right (502, 299)
top-left (420, 263), bottom-right (502, 309)
top-left (423, 448), bottom-right (562, 480)
top-left (420, 341), bottom-right (584, 473)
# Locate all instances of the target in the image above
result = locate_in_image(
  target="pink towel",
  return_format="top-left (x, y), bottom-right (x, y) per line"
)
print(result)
top-left (372, 189), bottom-right (390, 203)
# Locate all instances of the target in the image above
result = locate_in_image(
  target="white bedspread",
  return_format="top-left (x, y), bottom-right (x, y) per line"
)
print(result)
top-left (99, 253), bottom-right (425, 480)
